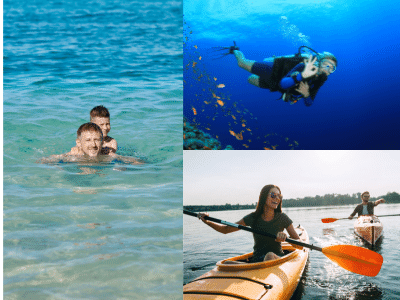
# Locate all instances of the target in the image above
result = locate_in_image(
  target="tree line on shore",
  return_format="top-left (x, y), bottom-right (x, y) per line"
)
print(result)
top-left (184, 191), bottom-right (400, 212)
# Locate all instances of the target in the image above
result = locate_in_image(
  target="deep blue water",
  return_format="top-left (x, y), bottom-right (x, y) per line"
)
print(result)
top-left (4, 0), bottom-right (183, 299)
top-left (183, 0), bottom-right (400, 150)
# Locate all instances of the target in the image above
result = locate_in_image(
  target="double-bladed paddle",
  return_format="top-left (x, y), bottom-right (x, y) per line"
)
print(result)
top-left (321, 214), bottom-right (400, 223)
top-left (184, 209), bottom-right (383, 277)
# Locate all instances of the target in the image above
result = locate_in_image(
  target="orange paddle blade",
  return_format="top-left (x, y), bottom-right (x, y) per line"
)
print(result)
top-left (321, 218), bottom-right (339, 223)
top-left (322, 245), bottom-right (383, 277)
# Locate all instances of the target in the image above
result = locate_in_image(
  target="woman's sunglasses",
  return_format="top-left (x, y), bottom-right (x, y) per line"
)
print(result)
top-left (270, 192), bottom-right (282, 199)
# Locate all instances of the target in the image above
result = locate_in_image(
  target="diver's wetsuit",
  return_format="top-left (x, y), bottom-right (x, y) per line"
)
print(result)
top-left (250, 56), bottom-right (327, 106)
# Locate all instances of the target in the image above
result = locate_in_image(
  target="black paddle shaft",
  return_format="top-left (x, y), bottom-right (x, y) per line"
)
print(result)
top-left (376, 214), bottom-right (400, 218)
top-left (183, 209), bottom-right (322, 251)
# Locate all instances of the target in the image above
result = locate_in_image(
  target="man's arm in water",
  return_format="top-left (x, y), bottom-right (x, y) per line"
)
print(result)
top-left (37, 154), bottom-right (70, 164)
top-left (109, 153), bottom-right (144, 164)
top-left (37, 149), bottom-right (86, 163)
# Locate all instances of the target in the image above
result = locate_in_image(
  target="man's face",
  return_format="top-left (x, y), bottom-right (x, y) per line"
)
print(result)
top-left (77, 130), bottom-right (103, 157)
top-left (91, 117), bottom-right (111, 138)
top-left (319, 59), bottom-right (336, 76)
top-left (362, 193), bottom-right (370, 203)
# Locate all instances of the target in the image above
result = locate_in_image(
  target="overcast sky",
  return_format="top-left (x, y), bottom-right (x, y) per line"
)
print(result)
top-left (184, 151), bottom-right (400, 205)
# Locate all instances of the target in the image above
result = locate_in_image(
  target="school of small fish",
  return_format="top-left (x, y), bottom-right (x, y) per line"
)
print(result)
top-left (183, 26), bottom-right (299, 150)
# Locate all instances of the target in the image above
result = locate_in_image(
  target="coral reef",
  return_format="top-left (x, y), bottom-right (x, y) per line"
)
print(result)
top-left (183, 118), bottom-right (233, 150)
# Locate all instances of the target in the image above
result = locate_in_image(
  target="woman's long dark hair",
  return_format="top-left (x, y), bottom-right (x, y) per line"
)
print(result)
top-left (252, 185), bottom-right (282, 227)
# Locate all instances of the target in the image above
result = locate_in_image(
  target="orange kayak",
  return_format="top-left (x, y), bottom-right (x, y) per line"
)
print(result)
top-left (184, 226), bottom-right (309, 300)
top-left (354, 215), bottom-right (383, 245)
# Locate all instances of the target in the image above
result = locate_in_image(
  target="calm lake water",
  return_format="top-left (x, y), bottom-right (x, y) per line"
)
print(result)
top-left (184, 204), bottom-right (400, 299)
top-left (3, 0), bottom-right (183, 299)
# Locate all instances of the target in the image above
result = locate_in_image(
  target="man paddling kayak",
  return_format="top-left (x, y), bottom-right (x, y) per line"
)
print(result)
top-left (348, 191), bottom-right (385, 219)
top-left (197, 185), bottom-right (300, 262)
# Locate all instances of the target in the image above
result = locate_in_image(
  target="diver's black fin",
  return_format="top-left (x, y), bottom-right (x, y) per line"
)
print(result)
top-left (229, 41), bottom-right (239, 54)
top-left (210, 41), bottom-right (239, 59)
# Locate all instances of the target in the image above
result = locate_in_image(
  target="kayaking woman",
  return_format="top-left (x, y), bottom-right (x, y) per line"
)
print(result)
top-left (348, 191), bottom-right (385, 219)
top-left (197, 184), bottom-right (300, 262)
top-left (216, 42), bottom-right (337, 106)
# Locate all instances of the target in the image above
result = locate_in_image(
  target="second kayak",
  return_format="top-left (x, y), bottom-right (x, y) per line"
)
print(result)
top-left (183, 225), bottom-right (309, 300)
top-left (354, 215), bottom-right (383, 246)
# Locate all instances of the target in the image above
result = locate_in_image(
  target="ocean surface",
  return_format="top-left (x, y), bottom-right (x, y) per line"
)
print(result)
top-left (184, 204), bottom-right (400, 299)
top-left (183, 0), bottom-right (400, 150)
top-left (3, 0), bottom-right (183, 299)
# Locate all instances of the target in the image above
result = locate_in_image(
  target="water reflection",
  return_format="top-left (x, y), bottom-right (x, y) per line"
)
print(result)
top-left (188, 262), bottom-right (215, 272)
top-left (355, 234), bottom-right (384, 251)
top-left (329, 283), bottom-right (383, 300)
top-left (323, 228), bottom-right (337, 236)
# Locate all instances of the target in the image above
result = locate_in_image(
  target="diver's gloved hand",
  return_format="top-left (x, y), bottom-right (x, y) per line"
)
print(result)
top-left (229, 41), bottom-right (240, 54)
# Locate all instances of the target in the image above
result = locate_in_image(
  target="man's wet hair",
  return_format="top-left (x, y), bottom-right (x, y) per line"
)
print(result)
top-left (77, 122), bottom-right (103, 138)
top-left (90, 105), bottom-right (110, 118)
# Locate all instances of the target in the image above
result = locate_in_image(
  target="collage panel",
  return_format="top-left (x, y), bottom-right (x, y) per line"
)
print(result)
top-left (183, 150), bottom-right (400, 299)
top-left (3, 0), bottom-right (400, 299)
top-left (3, 0), bottom-right (182, 299)
top-left (183, 0), bottom-right (400, 150)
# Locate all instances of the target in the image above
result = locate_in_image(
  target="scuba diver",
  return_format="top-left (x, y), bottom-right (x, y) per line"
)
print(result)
top-left (214, 42), bottom-right (337, 106)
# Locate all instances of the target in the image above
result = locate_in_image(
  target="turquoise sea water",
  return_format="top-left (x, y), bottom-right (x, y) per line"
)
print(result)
top-left (184, 204), bottom-right (400, 299)
top-left (3, 0), bottom-right (183, 299)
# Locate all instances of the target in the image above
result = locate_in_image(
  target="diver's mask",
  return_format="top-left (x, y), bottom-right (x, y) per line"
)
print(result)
top-left (318, 60), bottom-right (336, 74)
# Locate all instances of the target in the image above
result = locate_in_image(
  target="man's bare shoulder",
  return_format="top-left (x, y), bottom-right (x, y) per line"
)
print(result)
top-left (69, 146), bottom-right (82, 155)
